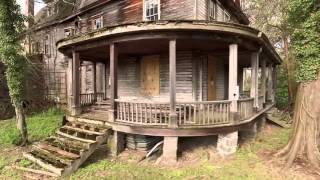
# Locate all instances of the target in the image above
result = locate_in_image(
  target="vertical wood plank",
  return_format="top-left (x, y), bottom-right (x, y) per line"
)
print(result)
top-left (169, 39), bottom-right (177, 127)
top-left (110, 43), bottom-right (118, 120)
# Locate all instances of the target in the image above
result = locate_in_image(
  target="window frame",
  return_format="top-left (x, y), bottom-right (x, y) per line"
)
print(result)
top-left (208, 0), bottom-right (217, 21)
top-left (143, 0), bottom-right (161, 21)
top-left (93, 16), bottom-right (103, 30)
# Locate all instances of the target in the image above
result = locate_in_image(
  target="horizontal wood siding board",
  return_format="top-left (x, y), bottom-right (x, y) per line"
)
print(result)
top-left (161, 0), bottom-right (195, 20)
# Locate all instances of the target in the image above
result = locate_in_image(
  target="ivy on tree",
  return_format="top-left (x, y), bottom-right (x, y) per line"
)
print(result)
top-left (0, 0), bottom-right (28, 145)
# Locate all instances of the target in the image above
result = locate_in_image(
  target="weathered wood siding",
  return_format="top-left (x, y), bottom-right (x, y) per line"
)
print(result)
top-left (104, 51), bottom-right (227, 102)
top-left (196, 0), bottom-right (208, 20)
top-left (215, 57), bottom-right (227, 100)
top-left (161, 0), bottom-right (195, 20)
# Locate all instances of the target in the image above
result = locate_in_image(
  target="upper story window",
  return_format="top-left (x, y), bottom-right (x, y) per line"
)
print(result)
top-left (143, 0), bottom-right (160, 21)
top-left (64, 27), bottom-right (75, 37)
top-left (44, 35), bottom-right (50, 55)
top-left (208, 0), bottom-right (217, 20)
top-left (216, 3), bottom-right (230, 22)
top-left (92, 16), bottom-right (103, 30)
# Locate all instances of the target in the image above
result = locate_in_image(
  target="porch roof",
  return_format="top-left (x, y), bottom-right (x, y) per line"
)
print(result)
top-left (57, 20), bottom-right (282, 64)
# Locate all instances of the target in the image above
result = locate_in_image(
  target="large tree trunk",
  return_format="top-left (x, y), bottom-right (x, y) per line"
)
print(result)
top-left (276, 77), bottom-right (320, 169)
top-left (14, 102), bottom-right (28, 146)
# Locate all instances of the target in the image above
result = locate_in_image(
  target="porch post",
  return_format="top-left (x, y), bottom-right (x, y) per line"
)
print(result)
top-left (96, 62), bottom-right (104, 100)
top-left (228, 44), bottom-right (239, 113)
top-left (250, 52), bottom-right (259, 109)
top-left (169, 39), bottom-right (178, 127)
top-left (110, 43), bottom-right (118, 121)
top-left (80, 63), bottom-right (87, 94)
top-left (272, 64), bottom-right (277, 103)
top-left (267, 63), bottom-right (274, 102)
top-left (71, 49), bottom-right (81, 115)
top-left (102, 63), bottom-right (106, 99)
top-left (261, 58), bottom-right (267, 104)
top-left (92, 62), bottom-right (97, 101)
top-left (67, 56), bottom-right (73, 110)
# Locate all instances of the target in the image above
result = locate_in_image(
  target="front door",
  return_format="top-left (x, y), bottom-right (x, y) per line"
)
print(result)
top-left (141, 55), bottom-right (160, 96)
top-left (208, 56), bottom-right (216, 100)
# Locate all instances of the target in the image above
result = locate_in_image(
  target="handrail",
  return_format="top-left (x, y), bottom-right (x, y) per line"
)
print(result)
top-left (238, 97), bottom-right (254, 102)
top-left (115, 100), bottom-right (232, 126)
top-left (115, 99), bottom-right (231, 104)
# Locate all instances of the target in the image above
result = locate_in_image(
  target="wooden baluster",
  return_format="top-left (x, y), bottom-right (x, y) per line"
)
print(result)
top-left (183, 104), bottom-right (186, 125)
top-left (208, 104), bottom-right (210, 124)
top-left (159, 104), bottom-right (162, 124)
top-left (193, 104), bottom-right (196, 124)
top-left (188, 104), bottom-right (191, 124)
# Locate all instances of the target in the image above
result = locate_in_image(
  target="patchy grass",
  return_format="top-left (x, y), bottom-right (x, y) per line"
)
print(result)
top-left (0, 108), bottom-right (64, 179)
top-left (69, 127), bottom-right (293, 180)
top-left (0, 110), bottom-right (297, 180)
top-left (0, 108), bottom-right (63, 148)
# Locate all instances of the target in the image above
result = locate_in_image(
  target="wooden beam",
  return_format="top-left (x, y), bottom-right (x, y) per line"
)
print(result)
top-left (110, 43), bottom-right (118, 121)
top-left (72, 49), bottom-right (81, 115)
top-left (67, 56), bottom-right (73, 110)
top-left (92, 62), bottom-right (97, 101)
top-left (250, 52), bottom-right (259, 108)
top-left (228, 44), bottom-right (239, 113)
top-left (169, 39), bottom-right (177, 128)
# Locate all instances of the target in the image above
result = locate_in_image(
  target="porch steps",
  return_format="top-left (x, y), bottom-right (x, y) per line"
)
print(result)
top-left (17, 121), bottom-right (111, 177)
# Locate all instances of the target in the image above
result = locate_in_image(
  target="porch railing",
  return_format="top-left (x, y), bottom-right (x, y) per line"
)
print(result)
top-left (115, 100), bottom-right (231, 126)
top-left (177, 101), bottom-right (231, 126)
top-left (238, 98), bottom-right (254, 121)
top-left (116, 100), bottom-right (170, 126)
top-left (80, 92), bottom-right (105, 106)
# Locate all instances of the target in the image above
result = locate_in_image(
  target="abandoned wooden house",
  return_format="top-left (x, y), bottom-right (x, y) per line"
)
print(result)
top-left (21, 0), bottom-right (281, 177)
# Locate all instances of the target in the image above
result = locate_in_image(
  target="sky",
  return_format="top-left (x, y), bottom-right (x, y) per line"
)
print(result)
top-left (17, 0), bottom-right (46, 15)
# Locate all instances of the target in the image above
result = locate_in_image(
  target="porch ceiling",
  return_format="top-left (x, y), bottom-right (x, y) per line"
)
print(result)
top-left (58, 21), bottom-right (282, 64)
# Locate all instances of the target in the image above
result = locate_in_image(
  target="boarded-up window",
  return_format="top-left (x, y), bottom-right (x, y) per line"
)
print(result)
top-left (208, 57), bottom-right (217, 100)
top-left (141, 56), bottom-right (160, 96)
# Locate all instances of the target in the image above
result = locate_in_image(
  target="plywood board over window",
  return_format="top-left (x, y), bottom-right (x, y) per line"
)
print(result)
top-left (208, 55), bottom-right (217, 100)
top-left (141, 55), bottom-right (160, 96)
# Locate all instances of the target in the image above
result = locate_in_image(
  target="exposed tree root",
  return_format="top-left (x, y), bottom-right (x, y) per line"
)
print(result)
top-left (275, 78), bottom-right (320, 170)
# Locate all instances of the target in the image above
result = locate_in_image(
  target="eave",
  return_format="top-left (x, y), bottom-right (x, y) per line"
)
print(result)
top-left (57, 20), bottom-right (281, 64)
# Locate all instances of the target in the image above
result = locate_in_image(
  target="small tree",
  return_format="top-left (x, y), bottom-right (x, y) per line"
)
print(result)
top-left (0, 0), bottom-right (28, 145)
top-left (276, 0), bottom-right (320, 169)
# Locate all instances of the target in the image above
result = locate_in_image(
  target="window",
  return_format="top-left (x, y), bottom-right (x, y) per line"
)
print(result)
top-left (64, 28), bottom-right (75, 37)
top-left (208, 0), bottom-right (216, 20)
top-left (144, 0), bottom-right (160, 21)
top-left (216, 4), bottom-right (231, 22)
top-left (44, 35), bottom-right (50, 55)
top-left (32, 42), bottom-right (40, 53)
top-left (92, 16), bottom-right (103, 30)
